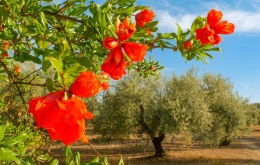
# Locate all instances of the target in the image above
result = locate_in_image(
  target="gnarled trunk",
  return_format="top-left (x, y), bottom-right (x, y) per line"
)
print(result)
top-left (152, 131), bottom-right (165, 157)
top-left (138, 105), bottom-right (165, 157)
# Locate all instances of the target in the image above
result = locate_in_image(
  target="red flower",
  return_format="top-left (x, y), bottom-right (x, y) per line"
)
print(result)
top-left (146, 28), bottom-right (152, 35)
top-left (14, 65), bottom-right (20, 74)
top-left (101, 45), bottom-right (127, 80)
top-left (196, 9), bottom-right (234, 45)
top-left (1, 53), bottom-right (8, 57)
top-left (101, 82), bottom-right (110, 91)
top-left (70, 71), bottom-right (101, 98)
top-left (116, 17), bottom-right (136, 41)
top-left (3, 42), bottom-right (9, 51)
top-left (122, 42), bottom-right (148, 62)
top-left (103, 36), bottom-right (119, 50)
top-left (183, 40), bottom-right (192, 50)
top-left (135, 9), bottom-right (155, 27)
top-left (28, 90), bottom-right (94, 145)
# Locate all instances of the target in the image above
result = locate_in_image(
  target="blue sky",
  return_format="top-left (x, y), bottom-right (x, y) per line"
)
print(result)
top-left (132, 0), bottom-right (260, 103)
top-left (59, 0), bottom-right (259, 103)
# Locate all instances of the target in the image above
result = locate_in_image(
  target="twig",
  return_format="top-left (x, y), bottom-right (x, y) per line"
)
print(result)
top-left (13, 83), bottom-right (27, 110)
top-left (20, 68), bottom-right (42, 81)
top-left (88, 142), bottom-right (102, 158)
top-left (42, 10), bottom-right (83, 23)
top-left (14, 81), bottom-right (46, 87)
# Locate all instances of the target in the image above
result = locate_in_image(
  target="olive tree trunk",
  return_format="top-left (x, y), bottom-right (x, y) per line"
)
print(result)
top-left (139, 105), bottom-right (165, 157)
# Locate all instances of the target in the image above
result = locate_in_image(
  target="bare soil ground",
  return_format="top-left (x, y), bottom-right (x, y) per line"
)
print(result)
top-left (50, 125), bottom-right (260, 165)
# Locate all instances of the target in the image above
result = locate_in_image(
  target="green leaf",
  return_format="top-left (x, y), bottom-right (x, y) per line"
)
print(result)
top-left (23, 53), bottom-right (42, 64)
top-left (46, 78), bottom-right (58, 92)
top-left (69, 7), bottom-right (88, 16)
top-left (176, 23), bottom-right (182, 41)
top-left (24, 30), bottom-right (37, 36)
top-left (162, 33), bottom-right (174, 39)
top-left (143, 21), bottom-right (158, 28)
top-left (116, 3), bottom-right (134, 15)
top-left (191, 16), bottom-right (204, 36)
top-left (42, 60), bottom-right (52, 74)
top-left (118, 155), bottom-right (124, 165)
top-left (0, 147), bottom-right (20, 164)
top-left (37, 11), bottom-right (47, 27)
top-left (61, 40), bottom-right (70, 57)
top-left (204, 47), bottom-right (222, 52)
top-left (18, 24), bottom-right (27, 34)
top-left (0, 6), bottom-right (9, 24)
top-left (0, 125), bottom-right (6, 142)
top-left (89, 157), bottom-right (99, 162)
top-left (102, 156), bottom-right (109, 165)
top-left (36, 39), bottom-right (49, 49)
top-left (48, 57), bottom-right (63, 73)
top-left (65, 65), bottom-right (86, 75)
top-left (197, 51), bottom-right (207, 58)
top-left (101, 12), bottom-right (107, 33)
top-left (65, 146), bottom-right (73, 164)
top-left (49, 159), bottom-right (59, 165)
top-left (74, 152), bottom-right (80, 165)
top-left (4, 132), bottom-right (27, 147)
top-left (24, 156), bottom-right (35, 165)
top-left (73, 57), bottom-right (95, 69)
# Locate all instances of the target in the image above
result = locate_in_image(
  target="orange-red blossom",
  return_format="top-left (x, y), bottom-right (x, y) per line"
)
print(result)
top-left (102, 16), bottom-right (149, 80)
top-left (103, 36), bottom-right (119, 50)
top-left (1, 53), bottom-right (8, 57)
top-left (14, 65), bottom-right (20, 74)
top-left (116, 17), bottom-right (136, 42)
top-left (2, 42), bottom-right (9, 57)
top-left (28, 90), bottom-right (94, 145)
top-left (101, 45), bottom-right (127, 80)
top-left (70, 71), bottom-right (101, 98)
top-left (195, 9), bottom-right (235, 45)
top-left (183, 40), bottom-right (192, 50)
top-left (135, 9), bottom-right (155, 27)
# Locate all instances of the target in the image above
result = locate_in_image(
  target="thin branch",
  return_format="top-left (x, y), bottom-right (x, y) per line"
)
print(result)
top-left (14, 81), bottom-right (46, 87)
top-left (28, 73), bottom-right (39, 83)
top-left (152, 45), bottom-right (175, 50)
top-left (42, 10), bottom-right (83, 23)
top-left (55, 2), bottom-right (75, 14)
top-left (13, 83), bottom-right (27, 109)
top-left (20, 68), bottom-right (42, 81)
top-left (88, 142), bottom-right (102, 158)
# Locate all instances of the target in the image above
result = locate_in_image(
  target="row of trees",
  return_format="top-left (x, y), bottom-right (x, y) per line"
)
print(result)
top-left (87, 68), bottom-right (259, 157)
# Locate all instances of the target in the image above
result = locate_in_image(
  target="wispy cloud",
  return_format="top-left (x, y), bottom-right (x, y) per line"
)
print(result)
top-left (240, 83), bottom-right (251, 89)
top-left (153, 1), bottom-right (260, 34)
top-left (155, 10), bottom-right (197, 32)
top-left (163, 68), bottom-right (175, 71)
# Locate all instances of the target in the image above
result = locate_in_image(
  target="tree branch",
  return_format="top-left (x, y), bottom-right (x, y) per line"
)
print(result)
top-left (19, 68), bottom-right (42, 81)
top-left (139, 104), bottom-right (154, 138)
top-left (42, 10), bottom-right (84, 23)
top-left (14, 81), bottom-right (46, 87)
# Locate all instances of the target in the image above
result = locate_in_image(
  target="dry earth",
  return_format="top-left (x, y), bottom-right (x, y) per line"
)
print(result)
top-left (49, 125), bottom-right (260, 165)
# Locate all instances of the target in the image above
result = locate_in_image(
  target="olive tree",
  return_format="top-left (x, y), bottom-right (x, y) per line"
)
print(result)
top-left (202, 73), bottom-right (259, 146)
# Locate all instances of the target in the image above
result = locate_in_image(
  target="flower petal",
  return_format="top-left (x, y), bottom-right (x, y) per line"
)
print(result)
top-left (214, 21), bottom-right (235, 34)
top-left (123, 42), bottom-right (148, 62)
top-left (207, 9), bottom-right (223, 27)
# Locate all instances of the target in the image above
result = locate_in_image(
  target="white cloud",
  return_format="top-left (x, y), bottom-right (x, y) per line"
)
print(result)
top-left (155, 10), bottom-right (197, 32)
top-left (240, 83), bottom-right (251, 89)
top-left (224, 10), bottom-right (260, 33)
top-left (155, 7), bottom-right (260, 34)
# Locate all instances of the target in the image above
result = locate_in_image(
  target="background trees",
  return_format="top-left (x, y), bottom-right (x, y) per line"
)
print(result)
top-left (92, 69), bottom-right (259, 156)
